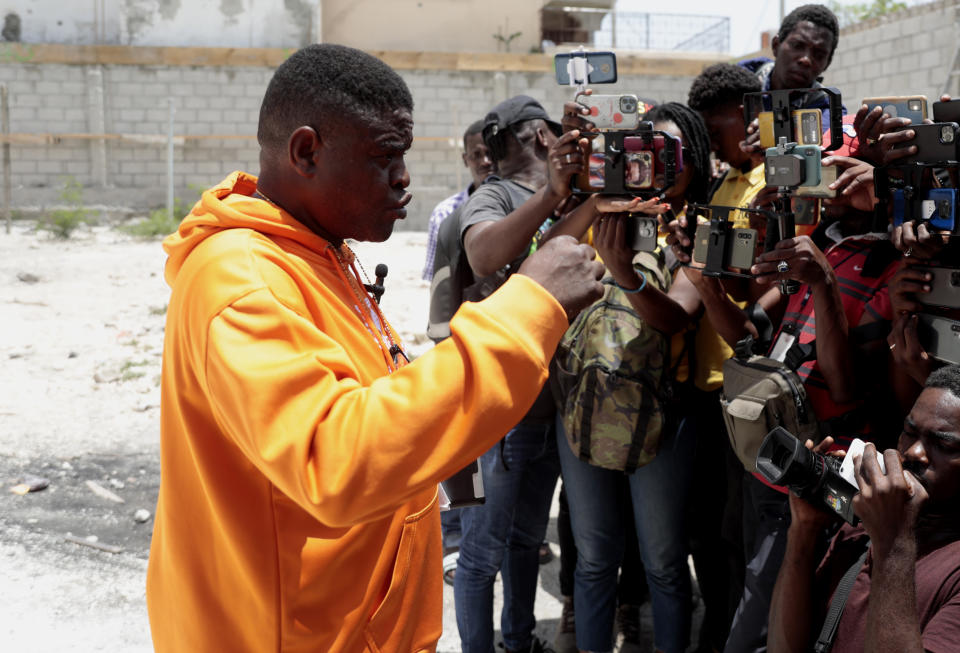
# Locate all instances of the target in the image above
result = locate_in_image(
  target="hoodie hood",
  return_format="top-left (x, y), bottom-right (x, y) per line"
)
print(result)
top-left (163, 171), bottom-right (332, 286)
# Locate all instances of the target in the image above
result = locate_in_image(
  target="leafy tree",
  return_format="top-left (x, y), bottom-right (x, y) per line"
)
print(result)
top-left (828, 0), bottom-right (909, 28)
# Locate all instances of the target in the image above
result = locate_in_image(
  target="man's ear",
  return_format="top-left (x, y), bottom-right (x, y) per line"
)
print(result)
top-left (461, 151), bottom-right (469, 168)
top-left (288, 126), bottom-right (322, 178)
top-left (535, 126), bottom-right (550, 149)
top-left (771, 34), bottom-right (780, 57)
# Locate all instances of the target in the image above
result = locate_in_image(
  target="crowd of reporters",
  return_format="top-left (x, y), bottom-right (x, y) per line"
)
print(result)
top-left (424, 4), bottom-right (960, 653)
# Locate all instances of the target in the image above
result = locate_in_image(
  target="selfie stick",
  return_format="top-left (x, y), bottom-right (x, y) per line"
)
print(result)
top-left (774, 191), bottom-right (800, 296)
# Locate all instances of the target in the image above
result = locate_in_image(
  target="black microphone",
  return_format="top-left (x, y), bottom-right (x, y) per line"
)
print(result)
top-left (364, 264), bottom-right (389, 303)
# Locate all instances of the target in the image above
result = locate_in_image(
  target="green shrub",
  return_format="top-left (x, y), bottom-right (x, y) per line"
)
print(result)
top-left (120, 207), bottom-right (182, 238)
top-left (36, 178), bottom-right (96, 239)
top-left (120, 186), bottom-right (202, 239)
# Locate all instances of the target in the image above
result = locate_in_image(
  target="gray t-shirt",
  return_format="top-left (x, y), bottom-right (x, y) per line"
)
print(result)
top-left (457, 179), bottom-right (536, 303)
top-left (457, 177), bottom-right (556, 423)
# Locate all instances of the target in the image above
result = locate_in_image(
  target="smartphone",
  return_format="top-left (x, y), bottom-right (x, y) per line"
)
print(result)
top-left (576, 94), bottom-right (640, 130)
top-left (862, 95), bottom-right (928, 124)
top-left (838, 438), bottom-right (886, 486)
top-left (796, 164), bottom-right (838, 199)
top-left (625, 215), bottom-right (659, 252)
top-left (934, 99), bottom-right (960, 123)
top-left (554, 51), bottom-right (617, 86)
top-left (915, 266), bottom-right (960, 309)
top-left (891, 122), bottom-right (960, 164)
top-left (917, 313), bottom-right (960, 364)
top-left (692, 224), bottom-right (757, 271)
top-left (624, 151), bottom-right (654, 189)
top-left (758, 109), bottom-right (822, 148)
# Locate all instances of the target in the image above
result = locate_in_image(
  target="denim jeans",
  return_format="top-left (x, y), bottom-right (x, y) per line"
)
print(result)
top-left (558, 415), bottom-right (693, 653)
top-left (454, 420), bottom-right (560, 653)
top-left (441, 508), bottom-right (462, 552)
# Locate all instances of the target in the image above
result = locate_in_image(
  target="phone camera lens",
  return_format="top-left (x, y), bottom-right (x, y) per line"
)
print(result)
top-left (941, 125), bottom-right (955, 143)
top-left (620, 97), bottom-right (637, 113)
top-left (909, 100), bottom-right (922, 112)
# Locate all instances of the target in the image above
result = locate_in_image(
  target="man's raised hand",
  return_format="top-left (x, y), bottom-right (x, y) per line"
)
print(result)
top-left (518, 235), bottom-right (604, 321)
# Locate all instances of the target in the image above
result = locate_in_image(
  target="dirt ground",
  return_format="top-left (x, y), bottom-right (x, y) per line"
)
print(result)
top-left (0, 223), bottom-right (588, 652)
top-left (0, 219), bottom-right (701, 651)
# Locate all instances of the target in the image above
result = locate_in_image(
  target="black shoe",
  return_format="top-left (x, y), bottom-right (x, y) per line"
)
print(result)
top-left (616, 603), bottom-right (643, 653)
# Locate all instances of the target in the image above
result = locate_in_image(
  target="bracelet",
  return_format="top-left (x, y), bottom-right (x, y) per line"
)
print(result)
top-left (611, 269), bottom-right (647, 294)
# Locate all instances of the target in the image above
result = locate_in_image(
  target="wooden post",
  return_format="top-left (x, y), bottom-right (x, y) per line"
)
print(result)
top-left (1, 84), bottom-right (11, 234)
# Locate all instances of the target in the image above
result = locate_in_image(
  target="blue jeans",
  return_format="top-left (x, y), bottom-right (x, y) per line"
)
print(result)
top-left (454, 420), bottom-right (560, 653)
top-left (441, 508), bottom-right (462, 552)
top-left (558, 415), bottom-right (693, 653)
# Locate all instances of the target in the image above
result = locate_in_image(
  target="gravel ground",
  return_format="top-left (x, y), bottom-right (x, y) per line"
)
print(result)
top-left (0, 224), bottom-right (607, 652)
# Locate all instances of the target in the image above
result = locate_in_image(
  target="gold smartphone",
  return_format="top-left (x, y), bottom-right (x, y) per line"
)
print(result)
top-left (759, 109), bottom-right (822, 148)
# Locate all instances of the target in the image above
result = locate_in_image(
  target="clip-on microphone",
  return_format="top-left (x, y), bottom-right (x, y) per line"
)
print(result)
top-left (364, 263), bottom-right (388, 304)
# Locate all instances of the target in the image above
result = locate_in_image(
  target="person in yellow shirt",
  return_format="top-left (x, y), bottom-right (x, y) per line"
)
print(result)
top-left (146, 43), bottom-right (606, 653)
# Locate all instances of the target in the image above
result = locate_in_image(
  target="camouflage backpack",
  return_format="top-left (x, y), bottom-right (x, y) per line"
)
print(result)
top-left (551, 250), bottom-right (674, 473)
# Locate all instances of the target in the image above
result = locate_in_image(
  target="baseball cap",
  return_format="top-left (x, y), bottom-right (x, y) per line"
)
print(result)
top-left (483, 95), bottom-right (562, 141)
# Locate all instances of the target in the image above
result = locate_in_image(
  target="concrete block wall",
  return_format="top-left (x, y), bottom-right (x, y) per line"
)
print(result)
top-left (1, 59), bottom-right (700, 230)
top-left (826, 0), bottom-right (960, 108)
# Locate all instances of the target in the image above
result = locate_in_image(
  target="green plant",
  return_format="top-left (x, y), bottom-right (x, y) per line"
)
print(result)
top-left (827, 0), bottom-right (908, 27)
top-left (120, 185), bottom-right (203, 238)
top-left (119, 358), bottom-right (149, 382)
top-left (492, 27), bottom-right (522, 52)
top-left (121, 206), bottom-right (182, 238)
top-left (36, 178), bottom-right (96, 239)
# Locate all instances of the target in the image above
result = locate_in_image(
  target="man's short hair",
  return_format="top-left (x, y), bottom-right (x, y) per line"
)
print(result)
top-left (926, 364), bottom-right (960, 401)
top-left (463, 119), bottom-right (485, 150)
top-left (688, 63), bottom-right (762, 112)
top-left (257, 44), bottom-right (414, 151)
top-left (778, 4), bottom-right (840, 61)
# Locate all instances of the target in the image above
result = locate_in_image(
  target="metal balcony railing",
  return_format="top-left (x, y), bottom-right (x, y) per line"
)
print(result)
top-left (541, 7), bottom-right (730, 54)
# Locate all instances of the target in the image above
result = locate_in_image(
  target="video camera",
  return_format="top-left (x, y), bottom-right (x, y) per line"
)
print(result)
top-left (756, 426), bottom-right (888, 525)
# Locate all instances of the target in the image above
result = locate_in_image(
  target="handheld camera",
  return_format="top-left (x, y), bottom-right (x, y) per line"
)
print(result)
top-left (554, 50), bottom-right (680, 199)
top-left (685, 203), bottom-right (770, 278)
top-left (743, 88), bottom-right (844, 295)
top-left (756, 427), bottom-right (886, 525)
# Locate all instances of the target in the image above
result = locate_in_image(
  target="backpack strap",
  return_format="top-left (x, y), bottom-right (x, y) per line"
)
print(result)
top-left (745, 303), bottom-right (775, 351)
top-left (814, 545), bottom-right (869, 653)
top-left (578, 368), bottom-right (599, 463)
top-left (623, 369), bottom-right (660, 474)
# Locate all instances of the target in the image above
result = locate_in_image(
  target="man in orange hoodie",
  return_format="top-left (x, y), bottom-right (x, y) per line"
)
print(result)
top-left (146, 44), bottom-right (604, 652)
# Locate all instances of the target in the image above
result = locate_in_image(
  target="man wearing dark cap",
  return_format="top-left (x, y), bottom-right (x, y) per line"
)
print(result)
top-left (453, 94), bottom-right (586, 653)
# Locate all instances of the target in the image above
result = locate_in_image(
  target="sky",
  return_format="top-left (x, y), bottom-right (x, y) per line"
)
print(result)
top-left (614, 0), bottom-right (927, 56)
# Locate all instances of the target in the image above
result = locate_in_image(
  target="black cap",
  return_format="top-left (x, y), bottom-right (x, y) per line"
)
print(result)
top-left (483, 95), bottom-right (562, 140)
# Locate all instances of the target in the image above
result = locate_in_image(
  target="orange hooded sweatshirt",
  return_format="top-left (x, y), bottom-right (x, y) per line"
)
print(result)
top-left (146, 171), bottom-right (567, 652)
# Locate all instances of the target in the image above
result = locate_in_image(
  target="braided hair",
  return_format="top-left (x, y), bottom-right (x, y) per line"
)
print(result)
top-left (644, 102), bottom-right (712, 205)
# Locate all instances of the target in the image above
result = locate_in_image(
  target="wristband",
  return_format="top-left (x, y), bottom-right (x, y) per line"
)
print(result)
top-left (611, 269), bottom-right (647, 294)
